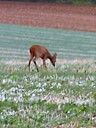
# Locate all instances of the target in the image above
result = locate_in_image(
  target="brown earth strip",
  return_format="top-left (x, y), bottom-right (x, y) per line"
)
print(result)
top-left (0, 1), bottom-right (96, 32)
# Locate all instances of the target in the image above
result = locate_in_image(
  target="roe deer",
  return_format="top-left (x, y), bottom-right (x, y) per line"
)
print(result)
top-left (28, 45), bottom-right (57, 72)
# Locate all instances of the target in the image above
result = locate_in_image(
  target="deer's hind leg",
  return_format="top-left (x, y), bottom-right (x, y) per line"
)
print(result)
top-left (28, 58), bottom-right (32, 72)
top-left (33, 58), bottom-right (39, 72)
top-left (28, 54), bottom-right (33, 72)
top-left (27, 49), bottom-right (33, 71)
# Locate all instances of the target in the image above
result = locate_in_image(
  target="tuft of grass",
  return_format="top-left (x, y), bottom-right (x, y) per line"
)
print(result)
top-left (0, 100), bottom-right (18, 112)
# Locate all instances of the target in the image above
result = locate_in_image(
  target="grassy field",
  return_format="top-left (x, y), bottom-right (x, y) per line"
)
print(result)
top-left (0, 64), bottom-right (96, 128)
top-left (0, 24), bottom-right (96, 128)
top-left (0, 24), bottom-right (96, 62)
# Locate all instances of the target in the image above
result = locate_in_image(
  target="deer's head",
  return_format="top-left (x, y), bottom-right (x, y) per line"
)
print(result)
top-left (51, 53), bottom-right (57, 67)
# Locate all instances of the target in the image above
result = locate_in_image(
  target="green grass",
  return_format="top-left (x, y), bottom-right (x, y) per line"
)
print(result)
top-left (72, 0), bottom-right (92, 4)
top-left (0, 64), bottom-right (96, 128)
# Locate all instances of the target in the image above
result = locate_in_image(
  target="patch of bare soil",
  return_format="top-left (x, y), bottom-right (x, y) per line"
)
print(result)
top-left (0, 1), bottom-right (96, 32)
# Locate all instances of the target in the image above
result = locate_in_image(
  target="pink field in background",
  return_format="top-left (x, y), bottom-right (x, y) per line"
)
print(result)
top-left (0, 1), bottom-right (96, 32)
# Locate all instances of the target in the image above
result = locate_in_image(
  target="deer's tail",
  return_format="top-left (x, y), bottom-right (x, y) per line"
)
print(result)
top-left (28, 49), bottom-right (31, 57)
top-left (28, 48), bottom-right (33, 59)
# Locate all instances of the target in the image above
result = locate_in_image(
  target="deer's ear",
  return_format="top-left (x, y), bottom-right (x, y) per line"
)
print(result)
top-left (53, 53), bottom-right (57, 59)
top-left (54, 53), bottom-right (57, 57)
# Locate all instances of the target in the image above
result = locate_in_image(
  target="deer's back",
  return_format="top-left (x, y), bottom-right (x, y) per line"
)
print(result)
top-left (30, 45), bottom-right (50, 59)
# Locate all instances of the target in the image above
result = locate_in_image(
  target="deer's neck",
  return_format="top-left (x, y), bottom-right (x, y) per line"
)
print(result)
top-left (48, 53), bottom-right (53, 61)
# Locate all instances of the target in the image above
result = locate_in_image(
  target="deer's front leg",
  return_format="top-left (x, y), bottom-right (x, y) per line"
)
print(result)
top-left (43, 59), bottom-right (47, 69)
